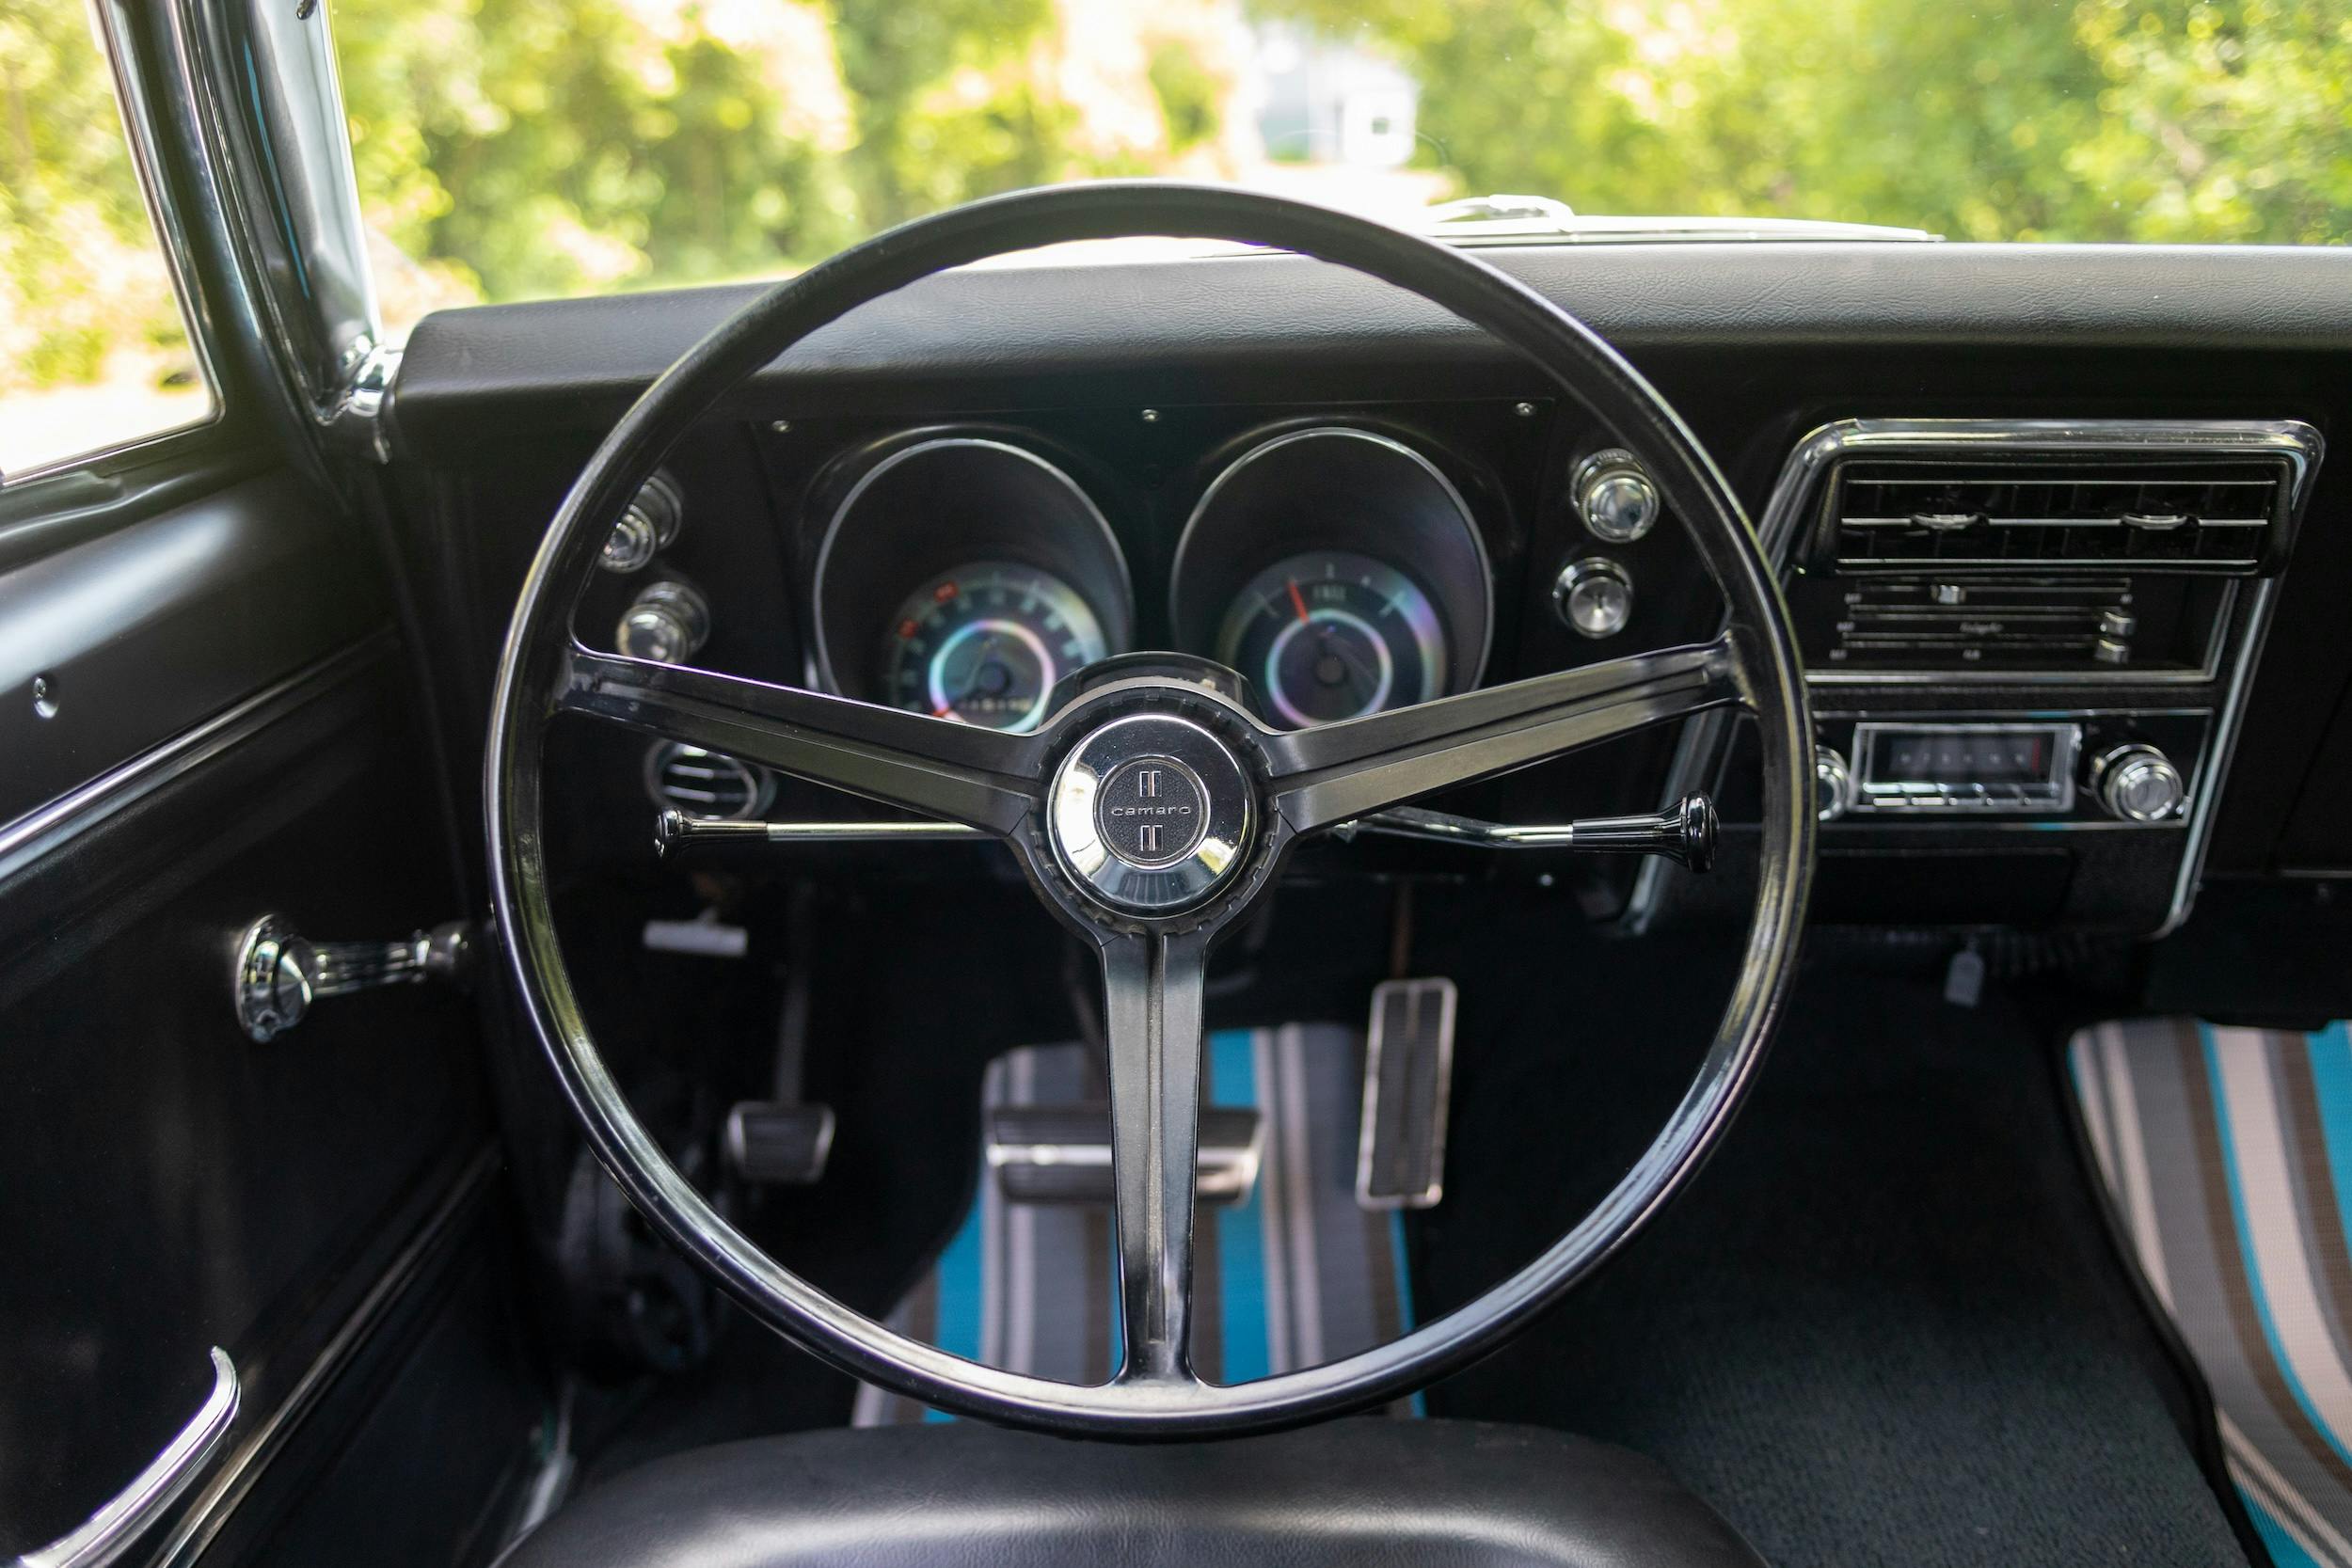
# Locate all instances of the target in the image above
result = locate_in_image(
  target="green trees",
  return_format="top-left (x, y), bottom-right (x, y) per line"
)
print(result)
top-left (0, 0), bottom-right (191, 396)
top-left (1274, 0), bottom-right (2351, 244)
top-left (6, 0), bottom-right (2350, 400)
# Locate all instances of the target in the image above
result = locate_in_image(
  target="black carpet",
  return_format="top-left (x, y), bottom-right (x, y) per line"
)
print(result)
top-left (1412, 893), bottom-right (2249, 1568)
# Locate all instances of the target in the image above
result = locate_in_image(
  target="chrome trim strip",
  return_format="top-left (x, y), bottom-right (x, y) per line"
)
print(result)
top-left (14, 1352), bottom-right (239, 1568)
top-left (0, 634), bottom-right (395, 885)
top-left (1629, 417), bottom-right (2322, 933)
top-left (1168, 425), bottom-right (1496, 695)
top-left (152, 1147), bottom-right (501, 1568)
top-left (2159, 575), bottom-right (2280, 938)
top-left (808, 436), bottom-right (1136, 701)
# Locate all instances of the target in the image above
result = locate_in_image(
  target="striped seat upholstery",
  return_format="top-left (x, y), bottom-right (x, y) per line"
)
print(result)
top-left (854, 1025), bottom-right (1419, 1424)
top-left (2072, 1020), bottom-right (2352, 1567)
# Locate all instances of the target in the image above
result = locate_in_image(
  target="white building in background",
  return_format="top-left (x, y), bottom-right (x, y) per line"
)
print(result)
top-left (1253, 23), bottom-right (1419, 168)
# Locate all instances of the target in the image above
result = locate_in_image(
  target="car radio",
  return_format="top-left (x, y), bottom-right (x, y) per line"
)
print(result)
top-left (1849, 721), bottom-right (2079, 813)
top-left (1812, 712), bottom-right (2208, 824)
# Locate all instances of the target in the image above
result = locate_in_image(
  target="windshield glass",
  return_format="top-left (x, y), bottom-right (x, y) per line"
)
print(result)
top-left (330, 1), bottom-right (2352, 342)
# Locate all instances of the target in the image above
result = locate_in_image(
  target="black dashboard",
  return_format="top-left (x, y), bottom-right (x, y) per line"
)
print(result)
top-left (387, 241), bottom-right (2352, 938)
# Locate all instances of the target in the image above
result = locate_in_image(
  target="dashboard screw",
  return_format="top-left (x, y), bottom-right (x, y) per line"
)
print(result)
top-left (1515, 402), bottom-right (1538, 418)
top-left (32, 674), bottom-right (58, 720)
top-left (1140, 408), bottom-right (1161, 424)
top-left (770, 420), bottom-right (791, 434)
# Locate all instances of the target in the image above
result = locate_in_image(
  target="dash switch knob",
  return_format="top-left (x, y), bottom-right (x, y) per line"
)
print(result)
top-left (1815, 745), bottom-right (1855, 821)
top-left (2091, 743), bottom-right (2185, 823)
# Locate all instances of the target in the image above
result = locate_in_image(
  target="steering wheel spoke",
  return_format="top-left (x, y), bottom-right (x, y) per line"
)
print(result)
top-left (1263, 637), bottom-right (1743, 834)
top-left (556, 643), bottom-right (1043, 835)
top-left (1098, 927), bottom-right (1210, 1388)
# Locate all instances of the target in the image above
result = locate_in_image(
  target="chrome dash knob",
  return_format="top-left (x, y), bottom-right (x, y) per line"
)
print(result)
top-left (2092, 743), bottom-right (2185, 822)
top-left (616, 579), bottom-right (710, 664)
top-left (1553, 557), bottom-right (1634, 639)
top-left (599, 470), bottom-right (686, 574)
top-left (1571, 449), bottom-right (1661, 543)
top-left (1815, 745), bottom-right (1855, 821)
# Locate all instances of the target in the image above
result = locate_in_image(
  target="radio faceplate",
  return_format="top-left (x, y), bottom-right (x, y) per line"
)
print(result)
top-left (1851, 721), bottom-right (2078, 814)
top-left (1814, 710), bottom-right (2211, 824)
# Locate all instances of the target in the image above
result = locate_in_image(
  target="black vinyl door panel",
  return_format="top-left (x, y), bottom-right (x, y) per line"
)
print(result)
top-left (0, 468), bottom-right (382, 824)
top-left (0, 467), bottom-right (515, 1554)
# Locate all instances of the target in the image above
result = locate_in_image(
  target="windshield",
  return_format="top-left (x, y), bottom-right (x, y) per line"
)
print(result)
top-left (330, 0), bottom-right (2352, 341)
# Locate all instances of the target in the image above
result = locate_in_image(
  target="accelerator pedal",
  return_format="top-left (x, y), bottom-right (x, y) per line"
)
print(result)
top-left (1357, 977), bottom-right (1457, 1210)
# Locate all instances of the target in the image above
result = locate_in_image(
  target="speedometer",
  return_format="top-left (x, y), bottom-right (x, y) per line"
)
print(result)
top-left (1216, 550), bottom-right (1447, 728)
top-left (882, 562), bottom-right (1108, 733)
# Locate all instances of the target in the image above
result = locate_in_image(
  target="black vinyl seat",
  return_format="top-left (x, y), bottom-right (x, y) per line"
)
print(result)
top-left (497, 1418), bottom-right (1764, 1568)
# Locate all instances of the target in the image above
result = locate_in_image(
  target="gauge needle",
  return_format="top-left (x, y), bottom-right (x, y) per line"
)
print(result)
top-left (1281, 578), bottom-right (1307, 623)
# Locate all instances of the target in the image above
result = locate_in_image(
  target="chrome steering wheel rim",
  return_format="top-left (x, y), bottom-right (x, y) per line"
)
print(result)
top-left (485, 182), bottom-right (1815, 1437)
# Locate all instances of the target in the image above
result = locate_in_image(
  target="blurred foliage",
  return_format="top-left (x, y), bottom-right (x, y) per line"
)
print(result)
top-left (5, 0), bottom-right (2351, 394)
top-left (0, 0), bottom-right (195, 396)
top-left (1272, 0), bottom-right (2352, 244)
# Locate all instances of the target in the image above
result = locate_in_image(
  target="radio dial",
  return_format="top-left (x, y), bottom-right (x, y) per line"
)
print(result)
top-left (2091, 743), bottom-right (2185, 823)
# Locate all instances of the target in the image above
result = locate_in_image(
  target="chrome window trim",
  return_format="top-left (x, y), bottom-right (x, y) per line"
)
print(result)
top-left (0, 0), bottom-right (228, 492)
top-left (1629, 417), bottom-right (2323, 934)
top-left (157, 0), bottom-right (386, 446)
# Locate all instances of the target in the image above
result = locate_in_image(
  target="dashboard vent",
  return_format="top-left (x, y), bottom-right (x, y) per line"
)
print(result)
top-left (1820, 459), bottom-right (2291, 574)
top-left (644, 742), bottom-right (773, 820)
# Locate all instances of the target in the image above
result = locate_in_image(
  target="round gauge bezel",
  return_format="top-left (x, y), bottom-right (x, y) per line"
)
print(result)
top-left (1168, 426), bottom-right (1493, 717)
top-left (809, 436), bottom-right (1135, 709)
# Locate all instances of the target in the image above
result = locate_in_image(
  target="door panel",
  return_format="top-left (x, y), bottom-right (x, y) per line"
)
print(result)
top-left (0, 621), bottom-right (507, 1549)
top-left (0, 470), bottom-right (383, 825)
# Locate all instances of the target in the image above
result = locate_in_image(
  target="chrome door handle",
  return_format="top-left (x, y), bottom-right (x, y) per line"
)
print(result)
top-left (14, 1349), bottom-right (238, 1568)
top-left (232, 914), bottom-right (476, 1042)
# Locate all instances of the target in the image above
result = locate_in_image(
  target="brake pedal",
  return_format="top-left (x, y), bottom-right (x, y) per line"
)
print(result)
top-left (1357, 977), bottom-right (1456, 1210)
top-left (988, 1104), bottom-right (1263, 1207)
top-left (724, 1101), bottom-right (836, 1186)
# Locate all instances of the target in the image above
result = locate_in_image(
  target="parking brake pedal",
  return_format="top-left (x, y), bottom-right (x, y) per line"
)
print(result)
top-left (989, 1105), bottom-right (1263, 1207)
top-left (1357, 977), bottom-right (1456, 1210)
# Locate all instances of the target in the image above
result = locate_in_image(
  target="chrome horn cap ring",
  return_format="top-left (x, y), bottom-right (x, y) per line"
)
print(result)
top-left (1048, 712), bottom-right (1254, 916)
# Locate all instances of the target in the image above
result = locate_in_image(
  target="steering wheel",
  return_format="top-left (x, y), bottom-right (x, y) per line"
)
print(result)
top-left (486, 183), bottom-right (1814, 1437)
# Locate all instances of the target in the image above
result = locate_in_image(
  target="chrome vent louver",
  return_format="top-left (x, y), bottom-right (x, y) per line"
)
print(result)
top-left (1817, 458), bottom-right (2294, 574)
top-left (643, 743), bottom-right (774, 821)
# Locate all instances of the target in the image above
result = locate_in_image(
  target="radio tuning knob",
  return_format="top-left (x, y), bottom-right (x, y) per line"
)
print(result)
top-left (2091, 743), bottom-right (2185, 823)
top-left (1814, 745), bottom-right (1855, 821)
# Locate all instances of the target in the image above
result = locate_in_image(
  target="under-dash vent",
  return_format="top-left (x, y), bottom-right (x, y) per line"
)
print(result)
top-left (1821, 461), bottom-right (2288, 573)
top-left (644, 742), bottom-right (773, 820)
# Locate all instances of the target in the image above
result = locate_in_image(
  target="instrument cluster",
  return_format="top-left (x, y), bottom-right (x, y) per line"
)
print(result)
top-left (809, 424), bottom-right (1495, 733)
